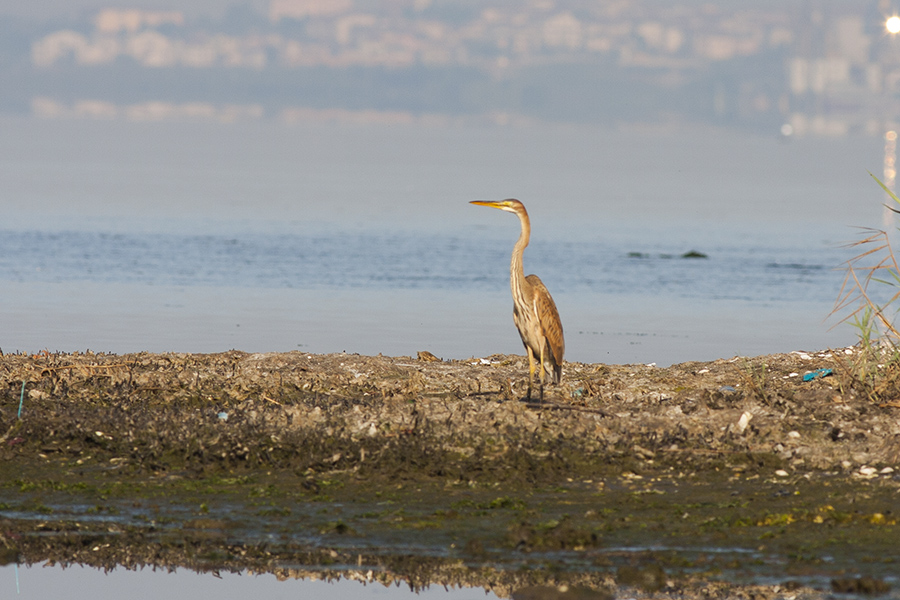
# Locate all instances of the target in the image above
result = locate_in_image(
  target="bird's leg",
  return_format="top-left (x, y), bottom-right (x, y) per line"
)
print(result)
top-left (538, 344), bottom-right (547, 402)
top-left (526, 349), bottom-right (536, 400)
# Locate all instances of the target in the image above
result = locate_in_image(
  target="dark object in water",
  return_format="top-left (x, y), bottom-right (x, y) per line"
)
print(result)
top-left (831, 576), bottom-right (891, 595)
top-left (681, 250), bottom-right (708, 259)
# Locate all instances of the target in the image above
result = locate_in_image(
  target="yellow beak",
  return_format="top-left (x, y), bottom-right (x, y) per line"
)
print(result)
top-left (470, 200), bottom-right (506, 209)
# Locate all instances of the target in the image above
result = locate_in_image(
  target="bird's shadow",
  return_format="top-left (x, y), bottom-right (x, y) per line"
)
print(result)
top-left (516, 395), bottom-right (612, 417)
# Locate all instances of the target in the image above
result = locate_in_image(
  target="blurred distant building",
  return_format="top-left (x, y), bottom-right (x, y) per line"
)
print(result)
top-left (21, 0), bottom-right (900, 133)
top-left (786, 3), bottom-right (900, 136)
top-left (269, 0), bottom-right (353, 22)
top-left (95, 9), bottom-right (184, 34)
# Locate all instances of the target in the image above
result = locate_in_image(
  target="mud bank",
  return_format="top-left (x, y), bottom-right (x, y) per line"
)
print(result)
top-left (1, 349), bottom-right (899, 598)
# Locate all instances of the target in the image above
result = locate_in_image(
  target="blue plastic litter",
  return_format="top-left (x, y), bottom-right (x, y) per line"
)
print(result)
top-left (719, 386), bottom-right (736, 392)
top-left (18, 381), bottom-right (25, 418)
top-left (802, 368), bottom-right (833, 382)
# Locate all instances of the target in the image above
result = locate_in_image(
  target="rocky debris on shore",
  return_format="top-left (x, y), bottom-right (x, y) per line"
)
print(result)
top-left (1, 347), bottom-right (898, 476)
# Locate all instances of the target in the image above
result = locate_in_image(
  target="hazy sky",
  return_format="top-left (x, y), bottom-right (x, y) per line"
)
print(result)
top-left (0, 0), bottom-right (791, 20)
top-left (0, 0), bottom-right (267, 19)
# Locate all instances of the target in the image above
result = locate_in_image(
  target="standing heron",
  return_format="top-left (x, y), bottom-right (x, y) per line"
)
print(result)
top-left (470, 199), bottom-right (564, 399)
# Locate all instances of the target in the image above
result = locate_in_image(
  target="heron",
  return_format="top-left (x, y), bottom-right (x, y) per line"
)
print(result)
top-left (470, 199), bottom-right (564, 400)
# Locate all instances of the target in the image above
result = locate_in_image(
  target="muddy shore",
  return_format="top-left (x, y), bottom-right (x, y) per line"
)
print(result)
top-left (1, 348), bottom-right (899, 598)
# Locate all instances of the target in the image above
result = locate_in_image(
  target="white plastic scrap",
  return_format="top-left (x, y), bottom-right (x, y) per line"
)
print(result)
top-left (736, 411), bottom-right (753, 434)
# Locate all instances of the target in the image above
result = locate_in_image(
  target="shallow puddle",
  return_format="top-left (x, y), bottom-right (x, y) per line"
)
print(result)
top-left (1, 564), bottom-right (500, 600)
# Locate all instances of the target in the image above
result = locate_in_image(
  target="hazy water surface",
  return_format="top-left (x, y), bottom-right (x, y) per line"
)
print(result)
top-left (0, 116), bottom-right (888, 364)
top-left (0, 564), bottom-right (499, 600)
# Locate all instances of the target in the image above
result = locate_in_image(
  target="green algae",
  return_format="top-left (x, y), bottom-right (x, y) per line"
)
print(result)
top-left (2, 457), bottom-right (898, 587)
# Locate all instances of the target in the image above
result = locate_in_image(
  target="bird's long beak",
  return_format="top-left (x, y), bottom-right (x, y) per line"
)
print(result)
top-left (470, 200), bottom-right (503, 209)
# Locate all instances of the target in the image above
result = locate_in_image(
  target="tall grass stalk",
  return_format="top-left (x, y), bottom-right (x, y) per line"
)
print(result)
top-left (831, 173), bottom-right (900, 402)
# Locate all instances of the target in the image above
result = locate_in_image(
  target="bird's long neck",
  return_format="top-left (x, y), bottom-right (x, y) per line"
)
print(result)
top-left (510, 208), bottom-right (531, 301)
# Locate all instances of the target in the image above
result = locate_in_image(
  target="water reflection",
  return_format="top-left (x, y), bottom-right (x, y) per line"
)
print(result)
top-left (1, 564), bottom-right (500, 600)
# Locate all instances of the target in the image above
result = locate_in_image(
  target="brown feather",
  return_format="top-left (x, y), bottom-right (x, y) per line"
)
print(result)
top-left (526, 274), bottom-right (564, 383)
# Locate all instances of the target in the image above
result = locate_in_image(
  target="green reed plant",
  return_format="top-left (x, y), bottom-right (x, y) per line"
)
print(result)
top-left (831, 173), bottom-right (900, 402)
top-left (736, 358), bottom-right (769, 403)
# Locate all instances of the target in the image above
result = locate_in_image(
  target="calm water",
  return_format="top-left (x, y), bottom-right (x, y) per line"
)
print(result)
top-left (0, 116), bottom-right (889, 364)
top-left (0, 564), bottom-right (500, 599)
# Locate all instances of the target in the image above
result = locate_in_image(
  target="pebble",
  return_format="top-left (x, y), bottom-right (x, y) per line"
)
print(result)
top-left (775, 469), bottom-right (789, 477)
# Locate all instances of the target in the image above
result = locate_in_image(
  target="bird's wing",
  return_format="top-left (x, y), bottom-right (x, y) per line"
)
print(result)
top-left (525, 274), bottom-right (565, 366)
